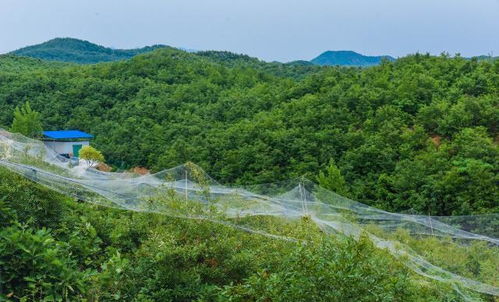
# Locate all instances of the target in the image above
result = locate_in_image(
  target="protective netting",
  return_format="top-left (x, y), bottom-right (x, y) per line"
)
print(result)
top-left (0, 129), bottom-right (498, 300)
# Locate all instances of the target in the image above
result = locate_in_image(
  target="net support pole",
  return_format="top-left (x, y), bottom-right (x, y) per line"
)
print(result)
top-left (185, 170), bottom-right (188, 201)
top-left (428, 212), bottom-right (434, 236)
top-left (299, 180), bottom-right (308, 216)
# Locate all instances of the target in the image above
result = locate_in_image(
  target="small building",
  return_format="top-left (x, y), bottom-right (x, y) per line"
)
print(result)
top-left (42, 130), bottom-right (94, 158)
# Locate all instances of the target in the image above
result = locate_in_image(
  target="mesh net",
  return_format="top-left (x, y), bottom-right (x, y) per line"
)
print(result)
top-left (0, 129), bottom-right (498, 300)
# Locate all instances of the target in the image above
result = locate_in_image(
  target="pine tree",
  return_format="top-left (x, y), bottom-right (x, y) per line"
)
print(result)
top-left (317, 159), bottom-right (349, 196)
top-left (10, 102), bottom-right (42, 138)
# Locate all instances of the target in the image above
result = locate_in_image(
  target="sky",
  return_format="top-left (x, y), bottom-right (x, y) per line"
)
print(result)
top-left (1, 0), bottom-right (498, 62)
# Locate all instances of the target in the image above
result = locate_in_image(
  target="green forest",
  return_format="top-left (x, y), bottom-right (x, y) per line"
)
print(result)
top-left (0, 47), bottom-right (498, 301)
top-left (11, 38), bottom-right (167, 64)
top-left (0, 49), bottom-right (497, 216)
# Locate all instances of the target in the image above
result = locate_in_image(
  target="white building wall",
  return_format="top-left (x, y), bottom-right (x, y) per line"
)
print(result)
top-left (44, 141), bottom-right (90, 156)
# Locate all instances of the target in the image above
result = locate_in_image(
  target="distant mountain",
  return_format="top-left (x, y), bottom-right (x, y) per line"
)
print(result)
top-left (311, 50), bottom-right (395, 67)
top-left (11, 38), bottom-right (168, 64)
top-left (473, 55), bottom-right (498, 62)
top-left (196, 50), bottom-right (320, 79)
top-left (178, 47), bottom-right (199, 53)
top-left (286, 60), bottom-right (315, 66)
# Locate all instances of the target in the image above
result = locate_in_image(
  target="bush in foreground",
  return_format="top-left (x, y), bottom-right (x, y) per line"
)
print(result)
top-left (0, 168), bottom-right (489, 301)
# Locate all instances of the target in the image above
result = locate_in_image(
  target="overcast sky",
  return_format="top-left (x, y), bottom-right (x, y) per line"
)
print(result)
top-left (1, 0), bottom-right (498, 62)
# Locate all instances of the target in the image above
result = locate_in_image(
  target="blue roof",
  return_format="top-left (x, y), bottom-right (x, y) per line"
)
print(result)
top-left (43, 130), bottom-right (94, 140)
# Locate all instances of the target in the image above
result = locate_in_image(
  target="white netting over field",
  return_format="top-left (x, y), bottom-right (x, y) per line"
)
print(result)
top-left (0, 129), bottom-right (498, 300)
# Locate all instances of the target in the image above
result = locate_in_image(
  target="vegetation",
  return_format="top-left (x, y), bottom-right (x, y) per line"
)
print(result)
top-left (11, 38), bottom-right (168, 64)
top-left (0, 49), bottom-right (496, 216)
top-left (316, 159), bottom-right (349, 196)
top-left (0, 54), bottom-right (70, 73)
top-left (10, 102), bottom-right (42, 138)
top-left (196, 50), bottom-right (320, 79)
top-left (0, 44), bottom-right (498, 301)
top-left (0, 167), bottom-right (492, 301)
top-left (79, 145), bottom-right (105, 168)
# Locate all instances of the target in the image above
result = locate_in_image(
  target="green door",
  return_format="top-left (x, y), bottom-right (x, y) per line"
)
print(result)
top-left (73, 144), bottom-right (83, 158)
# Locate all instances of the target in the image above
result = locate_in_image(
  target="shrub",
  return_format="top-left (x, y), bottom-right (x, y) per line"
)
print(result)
top-left (0, 226), bottom-right (89, 301)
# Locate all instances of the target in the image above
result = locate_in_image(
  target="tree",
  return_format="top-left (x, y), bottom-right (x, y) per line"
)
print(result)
top-left (79, 145), bottom-right (105, 168)
top-left (317, 159), bottom-right (349, 196)
top-left (10, 102), bottom-right (42, 138)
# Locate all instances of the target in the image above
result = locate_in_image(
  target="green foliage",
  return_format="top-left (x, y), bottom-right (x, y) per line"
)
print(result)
top-left (0, 226), bottom-right (88, 301)
top-left (387, 229), bottom-right (499, 291)
top-left (220, 237), bottom-right (428, 302)
top-left (317, 159), bottom-right (349, 196)
top-left (1, 44), bottom-right (498, 301)
top-left (0, 55), bottom-right (69, 73)
top-left (11, 38), bottom-right (168, 64)
top-left (79, 145), bottom-right (105, 167)
top-left (0, 50), bottom-right (497, 216)
top-left (10, 102), bottom-right (43, 138)
top-left (2, 167), bottom-right (490, 301)
top-left (375, 127), bottom-right (498, 215)
top-left (0, 168), bottom-right (66, 229)
top-left (197, 50), bottom-right (320, 79)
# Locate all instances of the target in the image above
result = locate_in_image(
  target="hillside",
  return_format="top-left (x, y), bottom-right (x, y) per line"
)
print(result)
top-left (5, 166), bottom-right (489, 301)
top-left (0, 49), bottom-right (497, 217)
top-left (286, 60), bottom-right (316, 66)
top-left (196, 50), bottom-right (321, 79)
top-left (1, 43), bottom-right (498, 301)
top-left (0, 54), bottom-right (71, 72)
top-left (11, 37), bottom-right (168, 64)
top-left (9, 38), bottom-right (495, 68)
top-left (311, 50), bottom-right (395, 66)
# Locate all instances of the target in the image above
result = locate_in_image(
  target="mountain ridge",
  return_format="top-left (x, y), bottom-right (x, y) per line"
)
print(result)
top-left (10, 38), bottom-right (396, 66)
top-left (11, 37), bottom-right (169, 64)
top-left (310, 50), bottom-right (395, 66)
top-left (8, 38), bottom-right (497, 67)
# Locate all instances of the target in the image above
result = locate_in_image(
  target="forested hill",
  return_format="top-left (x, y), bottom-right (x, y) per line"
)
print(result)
top-left (10, 38), bottom-right (168, 64)
top-left (311, 50), bottom-right (395, 66)
top-left (0, 54), bottom-right (71, 72)
top-left (0, 49), bottom-right (497, 216)
top-left (8, 39), bottom-right (320, 78)
top-left (196, 50), bottom-right (321, 79)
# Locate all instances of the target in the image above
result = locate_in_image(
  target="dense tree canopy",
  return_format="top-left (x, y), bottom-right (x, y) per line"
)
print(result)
top-left (11, 38), bottom-right (168, 64)
top-left (0, 50), bottom-right (497, 215)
